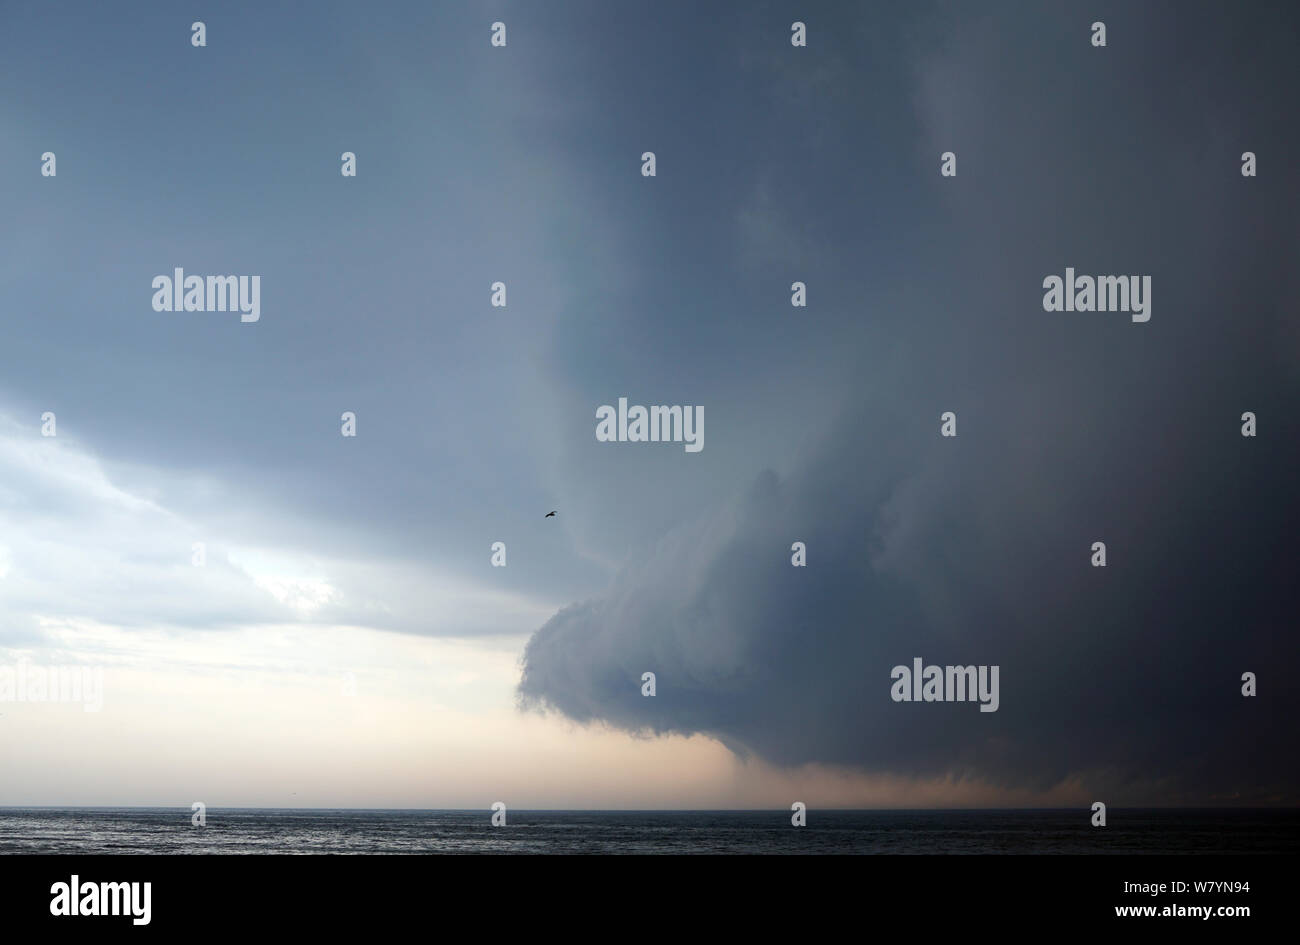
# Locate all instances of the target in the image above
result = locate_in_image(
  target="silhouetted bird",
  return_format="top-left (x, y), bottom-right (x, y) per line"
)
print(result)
top-left (545, 511), bottom-right (557, 517)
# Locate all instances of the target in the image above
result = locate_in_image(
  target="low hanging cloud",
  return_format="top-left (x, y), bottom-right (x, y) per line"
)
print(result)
top-left (518, 2), bottom-right (1300, 804)
top-left (518, 385), bottom-right (1299, 802)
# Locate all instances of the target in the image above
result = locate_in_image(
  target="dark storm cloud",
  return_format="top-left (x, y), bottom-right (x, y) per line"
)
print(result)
top-left (520, 1), bottom-right (1300, 802)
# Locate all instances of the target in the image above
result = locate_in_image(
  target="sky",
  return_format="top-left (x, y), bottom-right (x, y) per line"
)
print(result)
top-left (0, 0), bottom-right (1296, 809)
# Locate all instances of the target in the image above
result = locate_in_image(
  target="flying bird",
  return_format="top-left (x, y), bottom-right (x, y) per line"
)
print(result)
top-left (545, 510), bottom-right (557, 517)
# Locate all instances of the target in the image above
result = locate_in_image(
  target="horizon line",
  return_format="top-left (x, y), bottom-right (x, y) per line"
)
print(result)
top-left (3, 805), bottom-right (1295, 813)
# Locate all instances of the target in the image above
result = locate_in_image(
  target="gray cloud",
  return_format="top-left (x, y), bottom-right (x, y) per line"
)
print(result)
top-left (519, 1), bottom-right (1300, 803)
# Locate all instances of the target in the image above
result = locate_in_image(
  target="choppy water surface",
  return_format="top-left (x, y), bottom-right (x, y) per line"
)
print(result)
top-left (0, 807), bottom-right (1294, 854)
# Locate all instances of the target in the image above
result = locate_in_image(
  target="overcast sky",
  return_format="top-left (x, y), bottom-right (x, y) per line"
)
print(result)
top-left (0, 0), bottom-right (1296, 808)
